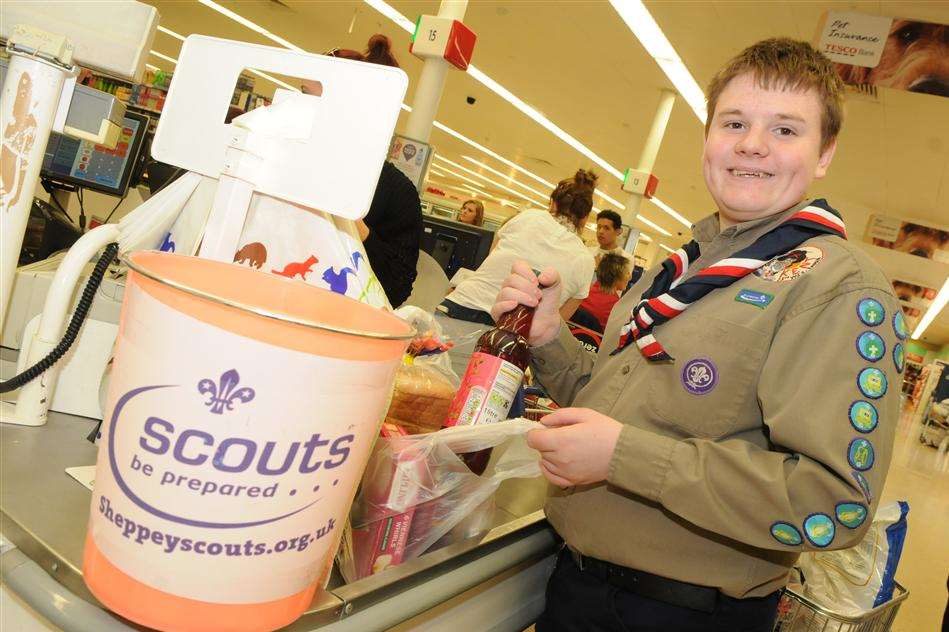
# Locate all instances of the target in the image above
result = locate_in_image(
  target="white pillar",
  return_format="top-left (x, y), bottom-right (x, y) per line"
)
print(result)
top-left (621, 90), bottom-right (676, 246)
top-left (404, 0), bottom-right (468, 143)
top-left (1, 53), bottom-right (73, 329)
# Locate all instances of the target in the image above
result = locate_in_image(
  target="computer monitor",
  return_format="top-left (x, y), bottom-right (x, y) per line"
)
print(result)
top-left (420, 215), bottom-right (495, 278)
top-left (41, 110), bottom-right (149, 197)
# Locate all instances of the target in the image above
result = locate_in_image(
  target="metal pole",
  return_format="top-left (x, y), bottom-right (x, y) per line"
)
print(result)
top-left (622, 89), bottom-right (675, 267)
top-left (404, 0), bottom-right (468, 143)
top-left (1, 52), bottom-right (74, 329)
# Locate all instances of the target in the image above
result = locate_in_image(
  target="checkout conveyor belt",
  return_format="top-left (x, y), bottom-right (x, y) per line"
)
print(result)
top-left (1, 405), bottom-right (557, 631)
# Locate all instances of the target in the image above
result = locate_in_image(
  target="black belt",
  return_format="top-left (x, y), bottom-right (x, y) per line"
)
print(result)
top-left (568, 549), bottom-right (719, 614)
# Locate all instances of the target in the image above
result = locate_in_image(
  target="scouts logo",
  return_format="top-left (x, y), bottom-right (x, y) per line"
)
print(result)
top-left (849, 401), bottom-right (879, 433)
top-left (835, 503), bottom-right (868, 529)
top-left (856, 332), bottom-right (885, 362)
top-left (848, 438), bottom-right (875, 471)
top-left (803, 513), bottom-right (835, 547)
top-left (856, 298), bottom-right (884, 327)
top-left (197, 369), bottom-right (255, 415)
top-left (753, 246), bottom-right (822, 282)
top-left (893, 343), bottom-right (905, 373)
top-left (893, 311), bottom-right (909, 340)
top-left (735, 288), bottom-right (774, 309)
top-left (770, 522), bottom-right (803, 546)
top-left (857, 367), bottom-right (887, 399)
top-left (852, 471), bottom-right (873, 503)
top-left (681, 358), bottom-right (717, 395)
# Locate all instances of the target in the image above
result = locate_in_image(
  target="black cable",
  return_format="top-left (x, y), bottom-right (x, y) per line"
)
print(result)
top-left (77, 187), bottom-right (87, 231)
top-left (0, 243), bottom-right (119, 394)
top-left (45, 189), bottom-right (77, 226)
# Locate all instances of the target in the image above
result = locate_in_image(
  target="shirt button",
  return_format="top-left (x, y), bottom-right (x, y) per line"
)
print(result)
top-left (621, 365), bottom-right (630, 375)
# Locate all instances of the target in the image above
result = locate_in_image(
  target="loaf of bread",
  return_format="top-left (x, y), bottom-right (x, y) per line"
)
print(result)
top-left (385, 364), bottom-right (456, 434)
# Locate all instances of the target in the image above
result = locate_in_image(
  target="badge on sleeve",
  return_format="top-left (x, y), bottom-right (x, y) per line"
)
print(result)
top-left (735, 288), bottom-right (774, 309)
top-left (893, 343), bottom-right (905, 373)
top-left (848, 438), bottom-right (875, 471)
top-left (892, 311), bottom-right (909, 340)
top-left (857, 367), bottom-right (887, 399)
top-left (856, 298), bottom-right (885, 327)
top-left (835, 502), bottom-right (868, 529)
top-left (803, 513), bottom-right (835, 547)
top-left (849, 401), bottom-right (879, 433)
top-left (856, 332), bottom-right (885, 362)
top-left (770, 522), bottom-right (803, 546)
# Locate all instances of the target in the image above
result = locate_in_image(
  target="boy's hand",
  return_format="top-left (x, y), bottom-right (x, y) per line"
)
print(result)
top-left (490, 261), bottom-right (562, 346)
top-left (527, 408), bottom-right (623, 487)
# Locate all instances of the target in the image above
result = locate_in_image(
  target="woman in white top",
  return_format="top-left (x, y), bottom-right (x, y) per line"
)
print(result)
top-left (440, 170), bottom-right (597, 325)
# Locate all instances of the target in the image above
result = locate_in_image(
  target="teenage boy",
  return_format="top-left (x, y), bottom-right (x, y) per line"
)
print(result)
top-left (493, 39), bottom-right (902, 631)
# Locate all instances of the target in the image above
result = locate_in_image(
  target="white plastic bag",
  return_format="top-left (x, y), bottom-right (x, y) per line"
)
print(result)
top-left (797, 501), bottom-right (909, 616)
top-left (337, 419), bottom-right (541, 582)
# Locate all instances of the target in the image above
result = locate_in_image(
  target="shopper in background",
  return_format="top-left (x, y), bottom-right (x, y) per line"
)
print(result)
top-left (439, 170), bottom-right (597, 325)
top-left (301, 35), bottom-right (420, 307)
top-left (458, 199), bottom-right (485, 226)
top-left (573, 253), bottom-right (630, 332)
top-left (590, 209), bottom-right (632, 265)
top-left (494, 39), bottom-right (902, 631)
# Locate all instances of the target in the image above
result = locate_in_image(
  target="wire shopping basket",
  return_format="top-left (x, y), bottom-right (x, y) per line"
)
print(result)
top-left (773, 582), bottom-right (908, 632)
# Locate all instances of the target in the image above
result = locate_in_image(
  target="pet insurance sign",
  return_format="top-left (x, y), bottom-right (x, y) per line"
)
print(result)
top-left (817, 11), bottom-right (892, 67)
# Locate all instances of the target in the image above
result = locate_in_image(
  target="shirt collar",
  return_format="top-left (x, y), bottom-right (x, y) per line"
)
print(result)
top-left (692, 199), bottom-right (814, 244)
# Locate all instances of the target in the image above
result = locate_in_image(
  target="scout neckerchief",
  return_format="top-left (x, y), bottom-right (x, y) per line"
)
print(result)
top-left (613, 199), bottom-right (847, 362)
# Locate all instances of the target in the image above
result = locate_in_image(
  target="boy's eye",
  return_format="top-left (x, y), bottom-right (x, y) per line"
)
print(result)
top-left (775, 127), bottom-right (797, 136)
top-left (724, 121), bottom-right (744, 130)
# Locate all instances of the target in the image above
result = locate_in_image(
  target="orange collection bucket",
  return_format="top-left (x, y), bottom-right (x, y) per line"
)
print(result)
top-left (83, 251), bottom-right (412, 632)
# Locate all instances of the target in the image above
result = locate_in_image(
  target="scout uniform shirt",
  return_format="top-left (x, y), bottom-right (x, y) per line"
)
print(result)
top-left (531, 200), bottom-right (902, 599)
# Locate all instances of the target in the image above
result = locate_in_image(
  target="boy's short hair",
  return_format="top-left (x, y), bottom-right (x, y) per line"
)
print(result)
top-left (597, 209), bottom-right (623, 230)
top-left (705, 38), bottom-right (844, 151)
top-left (596, 253), bottom-right (629, 289)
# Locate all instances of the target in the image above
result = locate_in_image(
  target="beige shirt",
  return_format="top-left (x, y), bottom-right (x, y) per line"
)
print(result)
top-left (532, 201), bottom-right (901, 598)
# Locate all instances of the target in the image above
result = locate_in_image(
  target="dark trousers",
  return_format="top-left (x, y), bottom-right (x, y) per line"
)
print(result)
top-left (438, 299), bottom-right (495, 326)
top-left (536, 550), bottom-right (780, 632)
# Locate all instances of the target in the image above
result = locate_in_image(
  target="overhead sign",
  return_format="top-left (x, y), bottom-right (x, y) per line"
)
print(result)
top-left (818, 11), bottom-right (892, 67)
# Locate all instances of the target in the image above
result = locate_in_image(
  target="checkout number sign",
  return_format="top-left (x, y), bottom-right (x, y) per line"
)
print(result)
top-left (89, 284), bottom-right (396, 604)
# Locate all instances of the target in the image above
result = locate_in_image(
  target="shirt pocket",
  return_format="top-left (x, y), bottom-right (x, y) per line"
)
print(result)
top-left (644, 315), bottom-right (769, 438)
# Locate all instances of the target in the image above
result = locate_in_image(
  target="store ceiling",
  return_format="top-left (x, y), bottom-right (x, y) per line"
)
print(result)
top-left (144, 0), bottom-right (949, 344)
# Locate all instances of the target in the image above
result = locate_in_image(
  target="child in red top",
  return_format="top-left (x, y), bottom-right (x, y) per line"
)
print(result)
top-left (578, 253), bottom-right (631, 331)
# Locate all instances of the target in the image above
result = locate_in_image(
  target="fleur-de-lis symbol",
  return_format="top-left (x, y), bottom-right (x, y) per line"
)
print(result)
top-left (689, 365), bottom-right (710, 386)
top-left (198, 369), bottom-right (255, 415)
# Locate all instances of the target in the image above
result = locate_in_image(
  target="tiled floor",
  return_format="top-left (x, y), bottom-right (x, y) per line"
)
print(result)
top-left (878, 403), bottom-right (949, 631)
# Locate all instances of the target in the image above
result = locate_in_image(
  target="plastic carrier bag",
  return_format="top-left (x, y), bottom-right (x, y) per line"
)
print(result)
top-left (796, 501), bottom-right (909, 616)
top-left (337, 419), bottom-right (541, 582)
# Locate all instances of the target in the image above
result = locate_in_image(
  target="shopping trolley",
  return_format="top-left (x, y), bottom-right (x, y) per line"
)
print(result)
top-left (773, 582), bottom-right (908, 632)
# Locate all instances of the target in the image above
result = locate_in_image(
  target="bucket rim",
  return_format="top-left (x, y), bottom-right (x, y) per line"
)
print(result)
top-left (124, 251), bottom-right (417, 342)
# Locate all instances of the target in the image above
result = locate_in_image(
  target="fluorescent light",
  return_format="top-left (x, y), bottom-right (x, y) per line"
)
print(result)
top-left (198, 0), bottom-right (305, 52)
top-left (150, 50), bottom-right (178, 64)
top-left (429, 168), bottom-right (449, 177)
top-left (158, 25), bottom-right (186, 41)
top-left (145, 63), bottom-right (160, 71)
top-left (609, 0), bottom-right (707, 123)
top-left (911, 277), bottom-right (949, 339)
top-left (245, 68), bottom-right (299, 92)
top-left (401, 103), bottom-right (412, 112)
top-left (461, 155), bottom-right (549, 199)
top-left (433, 121), bottom-right (554, 189)
top-left (648, 197), bottom-right (692, 229)
top-left (634, 213), bottom-right (672, 237)
top-left (659, 244), bottom-right (675, 253)
top-left (434, 155), bottom-right (548, 207)
top-left (641, 233), bottom-right (653, 242)
top-left (363, 0), bottom-right (416, 33)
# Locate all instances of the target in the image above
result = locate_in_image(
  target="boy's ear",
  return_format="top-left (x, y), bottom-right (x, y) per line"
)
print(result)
top-left (814, 137), bottom-right (838, 179)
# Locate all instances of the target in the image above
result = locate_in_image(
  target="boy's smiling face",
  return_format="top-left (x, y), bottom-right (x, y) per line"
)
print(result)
top-left (703, 73), bottom-right (837, 227)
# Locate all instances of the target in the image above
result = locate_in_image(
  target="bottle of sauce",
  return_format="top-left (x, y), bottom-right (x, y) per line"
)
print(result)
top-left (443, 300), bottom-right (536, 474)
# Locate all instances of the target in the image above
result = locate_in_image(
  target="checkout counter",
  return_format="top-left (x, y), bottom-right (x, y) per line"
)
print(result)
top-left (0, 324), bottom-right (558, 631)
